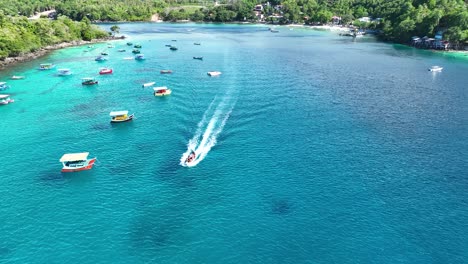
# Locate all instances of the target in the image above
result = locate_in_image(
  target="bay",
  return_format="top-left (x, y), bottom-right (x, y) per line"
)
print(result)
top-left (0, 23), bottom-right (467, 263)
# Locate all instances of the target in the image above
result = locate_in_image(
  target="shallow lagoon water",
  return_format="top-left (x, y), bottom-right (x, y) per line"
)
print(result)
top-left (0, 23), bottom-right (467, 263)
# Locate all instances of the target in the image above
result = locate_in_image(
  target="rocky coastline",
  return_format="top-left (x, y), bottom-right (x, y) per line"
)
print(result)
top-left (0, 36), bottom-right (125, 69)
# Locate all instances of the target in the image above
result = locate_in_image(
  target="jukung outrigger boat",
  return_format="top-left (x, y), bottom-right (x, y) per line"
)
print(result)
top-left (82, 77), bottom-right (98, 85)
top-left (153, 86), bottom-right (172, 96)
top-left (38, 63), bottom-right (55, 70)
top-left (59, 152), bottom-right (96, 172)
top-left (193, 56), bottom-right (203, 60)
top-left (109, 110), bottom-right (134, 123)
top-left (0, 94), bottom-right (14, 105)
top-left (160, 70), bottom-right (173, 74)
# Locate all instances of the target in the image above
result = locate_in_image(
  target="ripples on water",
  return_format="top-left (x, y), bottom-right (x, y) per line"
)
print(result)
top-left (0, 23), bottom-right (467, 263)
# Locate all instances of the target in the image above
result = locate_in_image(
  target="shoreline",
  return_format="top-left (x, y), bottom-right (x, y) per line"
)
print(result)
top-left (0, 36), bottom-right (124, 70)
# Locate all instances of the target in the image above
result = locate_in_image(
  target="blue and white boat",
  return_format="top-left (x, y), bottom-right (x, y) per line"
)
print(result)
top-left (0, 82), bottom-right (10, 91)
top-left (57, 68), bottom-right (72, 76)
top-left (135, 54), bottom-right (145, 60)
top-left (95, 56), bottom-right (107, 62)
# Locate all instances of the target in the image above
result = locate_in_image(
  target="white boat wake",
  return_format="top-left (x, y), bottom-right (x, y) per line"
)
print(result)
top-left (180, 97), bottom-right (234, 167)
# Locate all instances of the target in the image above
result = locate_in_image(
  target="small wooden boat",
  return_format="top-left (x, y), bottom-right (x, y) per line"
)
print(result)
top-left (207, 71), bottom-right (222, 77)
top-left (99, 68), bottom-right (113, 75)
top-left (10, 75), bottom-right (25, 80)
top-left (81, 77), bottom-right (98, 85)
top-left (193, 56), bottom-right (203, 60)
top-left (132, 49), bottom-right (141, 54)
top-left (38, 63), bottom-right (55, 70)
top-left (171, 40), bottom-right (177, 42)
top-left (110, 110), bottom-right (134, 123)
top-left (95, 56), bottom-right (107, 62)
top-left (153, 86), bottom-right (172, 96)
top-left (127, 42), bottom-right (133, 46)
top-left (118, 49), bottom-right (126, 52)
top-left (135, 54), bottom-right (145, 60)
top-left (165, 44), bottom-right (172, 47)
top-left (101, 52), bottom-right (109, 56)
top-left (57, 68), bottom-right (72, 76)
top-left (134, 44), bottom-right (142, 48)
top-left (142, 82), bottom-right (155, 88)
top-left (169, 46), bottom-right (178, 51)
top-left (59, 152), bottom-right (96, 172)
top-left (0, 94), bottom-right (14, 105)
top-left (0, 82), bottom-right (10, 91)
top-left (194, 43), bottom-right (201, 45)
top-left (428, 66), bottom-right (443, 72)
top-left (160, 70), bottom-right (173, 74)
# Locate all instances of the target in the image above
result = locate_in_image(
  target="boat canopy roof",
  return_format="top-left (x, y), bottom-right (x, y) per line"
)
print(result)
top-left (153, 86), bottom-right (168, 91)
top-left (0, 94), bottom-right (10, 99)
top-left (60, 152), bottom-right (89, 162)
top-left (109, 110), bottom-right (128, 116)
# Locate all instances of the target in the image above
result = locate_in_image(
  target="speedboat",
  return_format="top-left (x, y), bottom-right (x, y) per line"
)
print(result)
top-left (0, 94), bottom-right (14, 105)
top-left (132, 49), bottom-right (141, 54)
top-left (134, 44), bottom-right (142, 48)
top-left (101, 52), bottom-right (108, 56)
top-left (160, 70), bottom-right (173, 74)
top-left (207, 71), bottom-right (222, 77)
top-left (193, 56), bottom-right (203, 60)
top-left (194, 42), bottom-right (201, 45)
top-left (153, 86), bottom-right (172, 96)
top-left (428, 66), bottom-right (443, 72)
top-left (99, 68), bottom-right (113, 74)
top-left (110, 110), bottom-right (134, 123)
top-left (59, 152), bottom-right (96, 172)
top-left (0, 82), bottom-right (10, 91)
top-left (81, 77), bottom-right (98, 85)
top-left (169, 46), bottom-right (178, 51)
top-left (118, 49), bottom-right (126, 52)
top-left (57, 68), bottom-right (72, 76)
top-left (185, 150), bottom-right (196, 164)
top-left (127, 42), bottom-right (133, 46)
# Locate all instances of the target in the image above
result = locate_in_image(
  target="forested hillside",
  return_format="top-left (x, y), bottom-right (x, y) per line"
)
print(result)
top-left (0, 0), bottom-right (466, 59)
top-left (0, 13), bottom-right (107, 59)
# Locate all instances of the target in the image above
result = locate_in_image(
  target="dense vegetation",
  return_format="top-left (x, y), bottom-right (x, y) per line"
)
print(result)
top-left (0, 12), bottom-right (107, 59)
top-left (0, 0), bottom-right (466, 58)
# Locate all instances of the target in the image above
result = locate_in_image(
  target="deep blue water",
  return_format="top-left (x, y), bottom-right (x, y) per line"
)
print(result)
top-left (0, 23), bottom-right (467, 263)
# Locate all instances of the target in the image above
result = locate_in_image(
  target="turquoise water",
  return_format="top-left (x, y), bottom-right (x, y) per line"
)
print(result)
top-left (1, 23), bottom-right (468, 263)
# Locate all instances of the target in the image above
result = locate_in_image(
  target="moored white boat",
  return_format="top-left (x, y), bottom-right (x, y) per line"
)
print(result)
top-left (38, 63), bottom-right (55, 70)
top-left (110, 110), bottom-right (134, 123)
top-left (428, 66), bottom-right (443, 72)
top-left (59, 152), bottom-right (96, 172)
top-left (142, 82), bottom-right (156, 88)
top-left (153, 86), bottom-right (172, 96)
top-left (0, 94), bottom-right (14, 105)
top-left (207, 71), bottom-right (222, 77)
top-left (10, 75), bottom-right (25, 80)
